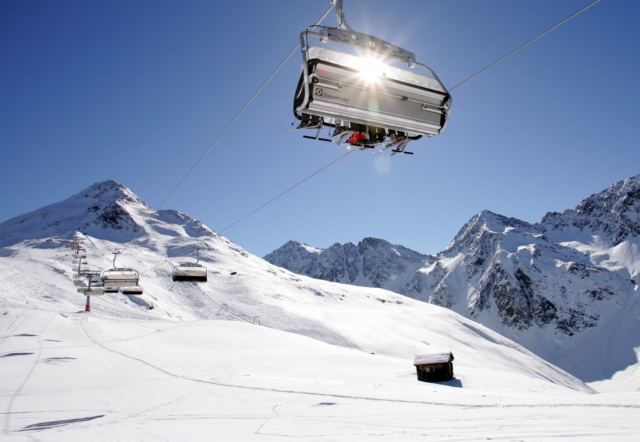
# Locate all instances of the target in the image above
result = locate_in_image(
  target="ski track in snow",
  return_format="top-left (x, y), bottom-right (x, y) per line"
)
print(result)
top-left (77, 318), bottom-right (638, 411)
top-left (3, 312), bottom-right (53, 435)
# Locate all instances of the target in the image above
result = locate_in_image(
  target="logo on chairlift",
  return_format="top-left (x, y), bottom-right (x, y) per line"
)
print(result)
top-left (315, 87), bottom-right (349, 103)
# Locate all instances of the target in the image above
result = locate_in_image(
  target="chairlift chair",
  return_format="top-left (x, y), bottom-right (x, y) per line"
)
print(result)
top-left (172, 263), bottom-right (208, 283)
top-left (101, 268), bottom-right (140, 290)
top-left (101, 251), bottom-right (144, 295)
top-left (293, 0), bottom-right (451, 155)
top-left (121, 285), bottom-right (144, 296)
top-left (172, 245), bottom-right (208, 282)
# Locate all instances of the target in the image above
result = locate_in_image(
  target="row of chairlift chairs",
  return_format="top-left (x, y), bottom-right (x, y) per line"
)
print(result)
top-left (292, 0), bottom-right (451, 155)
top-left (75, 251), bottom-right (145, 296)
top-left (106, 246), bottom-right (209, 291)
top-left (76, 247), bottom-right (208, 298)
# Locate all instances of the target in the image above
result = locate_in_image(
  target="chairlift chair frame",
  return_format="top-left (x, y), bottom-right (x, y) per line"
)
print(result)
top-left (293, 0), bottom-right (451, 155)
top-left (77, 287), bottom-right (105, 295)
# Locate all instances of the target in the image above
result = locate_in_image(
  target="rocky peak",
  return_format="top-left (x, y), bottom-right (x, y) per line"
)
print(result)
top-left (1, 180), bottom-right (149, 246)
top-left (445, 210), bottom-right (534, 255)
top-left (263, 240), bottom-right (321, 275)
top-left (539, 173), bottom-right (640, 245)
top-left (77, 180), bottom-right (150, 209)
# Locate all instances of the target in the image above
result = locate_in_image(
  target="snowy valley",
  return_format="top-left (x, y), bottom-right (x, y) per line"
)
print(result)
top-left (1, 180), bottom-right (639, 440)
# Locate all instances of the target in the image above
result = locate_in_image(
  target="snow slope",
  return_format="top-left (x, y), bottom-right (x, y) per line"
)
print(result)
top-left (2, 180), bottom-right (638, 439)
top-left (590, 347), bottom-right (640, 393)
top-left (0, 225), bottom-right (586, 391)
top-left (3, 307), bottom-right (639, 441)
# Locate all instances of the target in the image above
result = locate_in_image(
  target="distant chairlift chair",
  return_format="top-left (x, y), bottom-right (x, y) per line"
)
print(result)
top-left (101, 251), bottom-right (144, 296)
top-left (172, 245), bottom-right (208, 283)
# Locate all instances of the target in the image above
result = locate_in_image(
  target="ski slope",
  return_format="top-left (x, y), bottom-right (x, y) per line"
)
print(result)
top-left (1, 239), bottom-right (639, 440)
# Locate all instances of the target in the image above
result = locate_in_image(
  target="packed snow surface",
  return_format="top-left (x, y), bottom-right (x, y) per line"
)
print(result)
top-left (1, 180), bottom-right (639, 439)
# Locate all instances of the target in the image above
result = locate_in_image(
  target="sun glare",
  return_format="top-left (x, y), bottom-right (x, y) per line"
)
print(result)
top-left (357, 58), bottom-right (386, 82)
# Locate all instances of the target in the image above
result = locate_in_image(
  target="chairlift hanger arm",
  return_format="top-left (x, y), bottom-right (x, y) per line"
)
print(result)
top-left (334, 0), bottom-right (350, 31)
top-left (305, 0), bottom-right (416, 66)
top-left (302, 28), bottom-right (416, 68)
top-left (112, 250), bottom-right (121, 269)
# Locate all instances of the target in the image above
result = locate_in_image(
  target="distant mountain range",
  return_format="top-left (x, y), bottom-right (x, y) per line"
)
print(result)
top-left (264, 237), bottom-right (435, 295)
top-left (265, 174), bottom-right (640, 381)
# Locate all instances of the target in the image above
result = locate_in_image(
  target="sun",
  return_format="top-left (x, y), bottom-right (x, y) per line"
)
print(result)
top-left (357, 57), bottom-right (386, 83)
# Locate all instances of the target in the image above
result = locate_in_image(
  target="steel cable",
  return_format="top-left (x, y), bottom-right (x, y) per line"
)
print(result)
top-left (450, 0), bottom-right (600, 92)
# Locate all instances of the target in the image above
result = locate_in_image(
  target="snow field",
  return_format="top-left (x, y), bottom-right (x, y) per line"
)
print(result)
top-left (2, 308), bottom-right (639, 440)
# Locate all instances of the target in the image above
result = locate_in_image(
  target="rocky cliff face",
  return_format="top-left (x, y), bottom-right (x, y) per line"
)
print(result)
top-left (264, 237), bottom-right (435, 294)
top-left (405, 210), bottom-right (628, 337)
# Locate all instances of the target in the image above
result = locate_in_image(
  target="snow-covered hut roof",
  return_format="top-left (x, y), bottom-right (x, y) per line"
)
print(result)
top-left (414, 352), bottom-right (454, 366)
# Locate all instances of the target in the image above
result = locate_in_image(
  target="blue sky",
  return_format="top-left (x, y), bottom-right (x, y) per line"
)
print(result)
top-left (2, 0), bottom-right (639, 257)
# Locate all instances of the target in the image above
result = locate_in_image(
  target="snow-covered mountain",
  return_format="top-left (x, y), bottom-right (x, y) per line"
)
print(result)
top-left (539, 174), bottom-right (640, 247)
top-left (0, 180), bottom-right (216, 251)
top-left (409, 174), bottom-right (640, 381)
top-left (266, 174), bottom-right (640, 382)
top-left (264, 238), bottom-right (435, 294)
top-left (3, 180), bottom-right (640, 439)
top-left (0, 180), bottom-right (590, 388)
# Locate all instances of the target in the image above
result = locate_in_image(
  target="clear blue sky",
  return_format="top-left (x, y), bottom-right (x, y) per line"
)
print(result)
top-left (2, 0), bottom-right (639, 257)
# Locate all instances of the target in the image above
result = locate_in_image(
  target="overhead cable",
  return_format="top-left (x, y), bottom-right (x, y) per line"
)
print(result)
top-left (219, 149), bottom-right (355, 234)
top-left (450, 0), bottom-right (600, 91)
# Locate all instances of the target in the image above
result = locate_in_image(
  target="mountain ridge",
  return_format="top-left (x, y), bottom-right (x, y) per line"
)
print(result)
top-left (2, 176), bottom-right (639, 383)
top-left (264, 237), bottom-right (435, 295)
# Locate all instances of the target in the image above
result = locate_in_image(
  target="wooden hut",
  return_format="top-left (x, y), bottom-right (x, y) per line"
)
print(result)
top-left (413, 352), bottom-right (454, 382)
